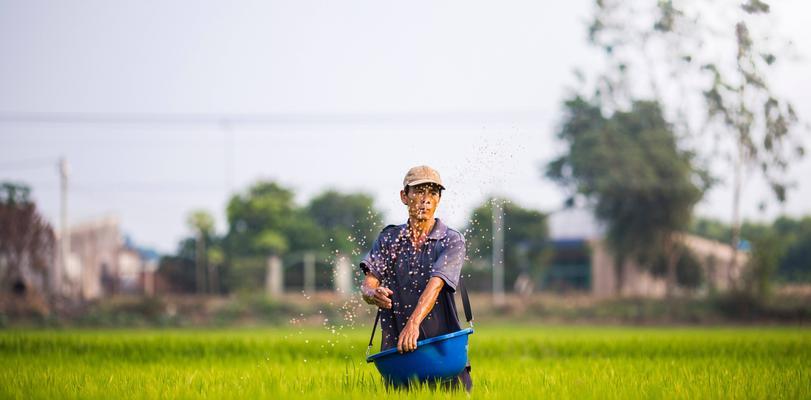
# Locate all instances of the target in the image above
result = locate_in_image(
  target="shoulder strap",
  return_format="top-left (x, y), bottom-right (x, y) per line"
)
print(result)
top-left (366, 309), bottom-right (380, 358)
top-left (459, 278), bottom-right (473, 327)
top-left (433, 236), bottom-right (474, 326)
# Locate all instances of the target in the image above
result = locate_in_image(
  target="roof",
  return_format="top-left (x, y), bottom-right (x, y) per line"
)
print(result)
top-left (547, 207), bottom-right (604, 241)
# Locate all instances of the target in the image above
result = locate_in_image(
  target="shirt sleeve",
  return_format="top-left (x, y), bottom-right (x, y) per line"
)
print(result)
top-left (430, 231), bottom-right (466, 292)
top-left (359, 232), bottom-right (387, 280)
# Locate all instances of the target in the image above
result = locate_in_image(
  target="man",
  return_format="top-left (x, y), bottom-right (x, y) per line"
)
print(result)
top-left (359, 165), bottom-right (472, 391)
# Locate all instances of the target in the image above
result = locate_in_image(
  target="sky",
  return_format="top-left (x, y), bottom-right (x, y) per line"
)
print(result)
top-left (1, 0), bottom-right (810, 253)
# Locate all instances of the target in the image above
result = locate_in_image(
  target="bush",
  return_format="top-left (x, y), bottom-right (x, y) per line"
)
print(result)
top-left (744, 232), bottom-right (784, 299)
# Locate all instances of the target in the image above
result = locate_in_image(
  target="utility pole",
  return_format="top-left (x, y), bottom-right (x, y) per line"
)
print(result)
top-left (56, 157), bottom-right (69, 297)
top-left (492, 198), bottom-right (505, 306)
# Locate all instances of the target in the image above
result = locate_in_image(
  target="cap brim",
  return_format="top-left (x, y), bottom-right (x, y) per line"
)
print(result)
top-left (406, 179), bottom-right (445, 190)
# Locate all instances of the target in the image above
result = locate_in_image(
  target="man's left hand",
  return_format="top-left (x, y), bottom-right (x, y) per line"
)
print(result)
top-left (397, 321), bottom-right (420, 353)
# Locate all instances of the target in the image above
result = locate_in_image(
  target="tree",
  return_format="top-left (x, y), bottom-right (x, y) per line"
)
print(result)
top-left (306, 190), bottom-right (383, 256)
top-left (546, 98), bottom-right (709, 295)
top-left (778, 217), bottom-right (811, 282)
top-left (0, 183), bottom-right (56, 296)
top-left (586, 0), bottom-right (804, 288)
top-left (464, 198), bottom-right (550, 293)
top-left (744, 229), bottom-right (782, 299)
top-left (651, 243), bottom-right (703, 290)
top-left (689, 217), bottom-right (732, 243)
top-left (225, 181), bottom-right (311, 257)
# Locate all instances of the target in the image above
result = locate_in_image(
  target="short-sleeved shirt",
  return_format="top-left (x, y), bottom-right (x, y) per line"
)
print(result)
top-left (359, 218), bottom-right (466, 351)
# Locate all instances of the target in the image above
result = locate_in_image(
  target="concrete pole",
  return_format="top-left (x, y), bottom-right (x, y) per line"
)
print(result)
top-left (266, 255), bottom-right (283, 298)
top-left (56, 157), bottom-right (69, 297)
top-left (333, 253), bottom-right (352, 298)
top-left (492, 198), bottom-right (505, 306)
top-left (304, 252), bottom-right (316, 294)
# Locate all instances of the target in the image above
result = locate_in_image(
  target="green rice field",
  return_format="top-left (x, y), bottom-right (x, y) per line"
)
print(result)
top-left (1, 325), bottom-right (809, 399)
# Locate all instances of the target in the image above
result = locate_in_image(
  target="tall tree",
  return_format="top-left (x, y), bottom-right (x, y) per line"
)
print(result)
top-left (186, 210), bottom-right (216, 294)
top-left (586, 0), bottom-right (805, 288)
top-left (0, 183), bottom-right (56, 295)
top-left (546, 98), bottom-right (708, 295)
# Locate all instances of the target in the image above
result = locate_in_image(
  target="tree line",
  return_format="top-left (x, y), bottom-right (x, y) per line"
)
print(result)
top-left (157, 181), bottom-right (551, 295)
top-left (158, 182), bottom-right (383, 294)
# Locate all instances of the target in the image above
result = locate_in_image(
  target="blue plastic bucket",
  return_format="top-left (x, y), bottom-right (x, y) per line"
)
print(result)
top-left (366, 328), bottom-right (473, 386)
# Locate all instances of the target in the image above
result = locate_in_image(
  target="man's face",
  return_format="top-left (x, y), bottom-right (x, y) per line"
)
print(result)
top-left (400, 183), bottom-right (442, 222)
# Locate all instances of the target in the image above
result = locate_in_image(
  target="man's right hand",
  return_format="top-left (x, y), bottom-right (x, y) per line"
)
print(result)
top-left (362, 285), bottom-right (393, 309)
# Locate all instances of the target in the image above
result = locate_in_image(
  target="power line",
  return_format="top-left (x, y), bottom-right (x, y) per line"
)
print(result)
top-left (0, 157), bottom-right (58, 171)
top-left (0, 110), bottom-right (554, 127)
top-left (2, 181), bottom-right (226, 194)
top-left (71, 182), bottom-right (225, 193)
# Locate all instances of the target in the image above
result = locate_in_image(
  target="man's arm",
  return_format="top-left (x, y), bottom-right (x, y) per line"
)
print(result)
top-left (360, 273), bottom-right (393, 309)
top-left (397, 276), bottom-right (444, 353)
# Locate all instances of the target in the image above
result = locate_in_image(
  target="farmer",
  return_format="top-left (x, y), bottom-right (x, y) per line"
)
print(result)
top-left (359, 165), bottom-right (472, 391)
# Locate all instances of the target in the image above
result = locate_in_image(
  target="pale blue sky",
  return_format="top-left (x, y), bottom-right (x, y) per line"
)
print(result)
top-left (1, 0), bottom-right (810, 252)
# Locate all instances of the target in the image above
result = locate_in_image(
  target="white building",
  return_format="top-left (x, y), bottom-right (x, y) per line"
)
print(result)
top-left (546, 208), bottom-right (747, 297)
top-left (56, 216), bottom-right (157, 299)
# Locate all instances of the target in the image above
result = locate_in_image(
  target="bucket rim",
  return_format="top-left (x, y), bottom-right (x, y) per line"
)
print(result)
top-left (365, 328), bottom-right (473, 363)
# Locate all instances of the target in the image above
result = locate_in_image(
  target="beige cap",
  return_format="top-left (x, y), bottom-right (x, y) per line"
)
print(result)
top-left (403, 165), bottom-right (445, 190)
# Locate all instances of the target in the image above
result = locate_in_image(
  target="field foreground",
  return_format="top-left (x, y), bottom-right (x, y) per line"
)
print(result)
top-left (1, 325), bottom-right (809, 399)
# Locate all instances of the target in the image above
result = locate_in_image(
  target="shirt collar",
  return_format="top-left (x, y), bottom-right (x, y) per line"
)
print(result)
top-left (428, 218), bottom-right (448, 240)
top-left (400, 218), bottom-right (448, 241)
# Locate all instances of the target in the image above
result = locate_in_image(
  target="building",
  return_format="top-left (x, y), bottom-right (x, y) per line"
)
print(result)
top-left (544, 208), bottom-right (747, 297)
top-left (56, 216), bottom-right (158, 299)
